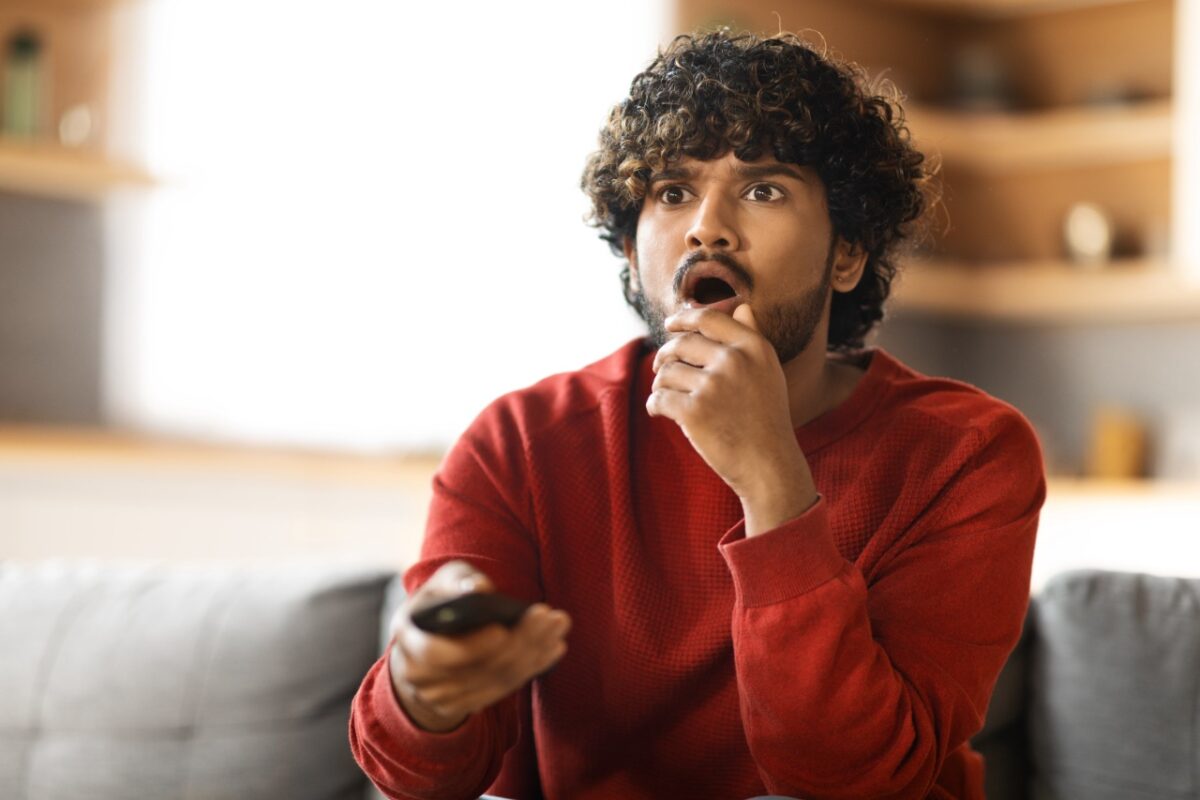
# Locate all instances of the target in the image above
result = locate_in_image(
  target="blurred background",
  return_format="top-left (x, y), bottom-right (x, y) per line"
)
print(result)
top-left (1, 0), bottom-right (1197, 584)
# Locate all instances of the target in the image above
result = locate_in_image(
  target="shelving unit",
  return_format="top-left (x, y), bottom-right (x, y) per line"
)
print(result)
top-left (675, 0), bottom-right (1178, 304)
top-left (1, 0), bottom-right (151, 426)
top-left (0, 137), bottom-right (153, 200)
top-left (0, 0), bottom-right (152, 202)
top-left (903, 100), bottom-right (1172, 174)
top-left (892, 258), bottom-right (1200, 323)
top-left (874, 0), bottom-right (1155, 17)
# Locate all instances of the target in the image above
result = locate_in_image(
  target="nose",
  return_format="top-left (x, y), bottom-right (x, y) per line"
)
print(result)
top-left (685, 195), bottom-right (740, 251)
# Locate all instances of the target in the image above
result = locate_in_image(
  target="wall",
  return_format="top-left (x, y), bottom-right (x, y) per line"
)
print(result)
top-left (0, 434), bottom-right (433, 571)
top-left (0, 192), bottom-right (104, 424)
top-left (877, 316), bottom-right (1200, 478)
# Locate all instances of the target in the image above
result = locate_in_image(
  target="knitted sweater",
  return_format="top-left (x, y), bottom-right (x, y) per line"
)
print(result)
top-left (350, 339), bottom-right (1045, 800)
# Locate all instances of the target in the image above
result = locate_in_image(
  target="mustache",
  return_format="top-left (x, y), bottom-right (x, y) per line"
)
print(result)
top-left (672, 251), bottom-right (755, 297)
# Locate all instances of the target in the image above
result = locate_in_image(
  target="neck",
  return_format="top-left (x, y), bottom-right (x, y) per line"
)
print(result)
top-left (781, 333), bottom-right (865, 429)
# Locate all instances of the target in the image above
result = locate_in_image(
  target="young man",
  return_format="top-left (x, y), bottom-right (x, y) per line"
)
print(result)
top-left (350, 30), bottom-right (1044, 800)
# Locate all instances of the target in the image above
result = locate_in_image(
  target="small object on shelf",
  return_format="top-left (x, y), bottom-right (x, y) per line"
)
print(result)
top-left (1085, 405), bottom-right (1148, 479)
top-left (1063, 202), bottom-right (1113, 268)
top-left (3, 29), bottom-right (43, 138)
top-left (58, 104), bottom-right (94, 148)
top-left (948, 41), bottom-right (1012, 111)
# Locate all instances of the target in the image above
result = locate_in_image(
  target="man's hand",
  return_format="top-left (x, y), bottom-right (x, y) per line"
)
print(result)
top-left (648, 304), bottom-right (819, 535)
top-left (387, 560), bottom-right (571, 732)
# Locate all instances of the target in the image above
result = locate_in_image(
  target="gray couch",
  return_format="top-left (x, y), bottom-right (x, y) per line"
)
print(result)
top-left (973, 569), bottom-right (1200, 800)
top-left (2, 562), bottom-right (1195, 800)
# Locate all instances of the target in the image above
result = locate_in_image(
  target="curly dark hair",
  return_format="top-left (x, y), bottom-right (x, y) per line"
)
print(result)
top-left (581, 29), bottom-right (937, 353)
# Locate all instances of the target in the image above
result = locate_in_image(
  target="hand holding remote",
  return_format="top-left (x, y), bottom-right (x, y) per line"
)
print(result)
top-left (387, 560), bottom-right (571, 733)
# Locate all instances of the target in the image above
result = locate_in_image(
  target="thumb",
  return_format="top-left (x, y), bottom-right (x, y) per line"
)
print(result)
top-left (733, 302), bottom-right (759, 332)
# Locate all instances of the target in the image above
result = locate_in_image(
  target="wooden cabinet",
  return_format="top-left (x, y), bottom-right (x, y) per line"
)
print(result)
top-left (0, 0), bottom-right (151, 200)
top-left (672, 0), bottom-right (1189, 323)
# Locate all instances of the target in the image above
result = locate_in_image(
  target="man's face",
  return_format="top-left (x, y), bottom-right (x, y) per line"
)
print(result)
top-left (624, 152), bottom-right (854, 364)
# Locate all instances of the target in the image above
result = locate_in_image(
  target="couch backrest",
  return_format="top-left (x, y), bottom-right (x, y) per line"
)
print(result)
top-left (1027, 569), bottom-right (1200, 800)
top-left (0, 561), bottom-right (395, 800)
top-left (975, 569), bottom-right (1200, 800)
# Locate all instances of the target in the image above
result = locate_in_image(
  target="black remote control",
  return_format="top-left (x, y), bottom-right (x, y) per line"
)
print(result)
top-left (410, 592), bottom-right (531, 636)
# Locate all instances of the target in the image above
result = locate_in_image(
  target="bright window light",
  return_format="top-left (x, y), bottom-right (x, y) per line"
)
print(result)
top-left (112, 1), bottom-right (663, 452)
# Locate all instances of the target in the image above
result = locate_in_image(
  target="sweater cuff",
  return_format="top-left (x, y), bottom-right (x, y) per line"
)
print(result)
top-left (363, 649), bottom-right (487, 760)
top-left (718, 495), bottom-right (846, 607)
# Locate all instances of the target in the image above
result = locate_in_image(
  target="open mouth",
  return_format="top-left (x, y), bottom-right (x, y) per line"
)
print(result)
top-left (690, 276), bottom-right (738, 305)
top-left (680, 258), bottom-right (747, 311)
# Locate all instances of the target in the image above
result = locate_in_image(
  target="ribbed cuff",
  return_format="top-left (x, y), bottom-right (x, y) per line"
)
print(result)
top-left (718, 495), bottom-right (846, 607)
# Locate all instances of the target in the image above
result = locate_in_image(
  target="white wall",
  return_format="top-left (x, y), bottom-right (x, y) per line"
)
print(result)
top-left (105, 1), bottom-right (664, 453)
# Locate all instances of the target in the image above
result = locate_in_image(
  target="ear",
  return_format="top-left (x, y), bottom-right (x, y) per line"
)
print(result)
top-left (830, 238), bottom-right (868, 293)
top-left (622, 236), bottom-right (641, 292)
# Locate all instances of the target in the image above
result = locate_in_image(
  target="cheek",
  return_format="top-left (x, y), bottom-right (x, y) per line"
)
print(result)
top-left (634, 222), bottom-right (679, 291)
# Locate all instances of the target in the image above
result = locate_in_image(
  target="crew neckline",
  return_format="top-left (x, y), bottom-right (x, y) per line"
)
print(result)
top-left (794, 347), bottom-right (897, 455)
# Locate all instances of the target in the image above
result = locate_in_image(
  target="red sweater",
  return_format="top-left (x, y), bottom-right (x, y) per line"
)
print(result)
top-left (350, 339), bottom-right (1045, 800)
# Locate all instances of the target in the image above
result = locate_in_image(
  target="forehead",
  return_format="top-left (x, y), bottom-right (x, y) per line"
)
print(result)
top-left (650, 152), bottom-right (822, 186)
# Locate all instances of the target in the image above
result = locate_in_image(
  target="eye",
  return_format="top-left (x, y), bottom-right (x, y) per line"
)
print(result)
top-left (744, 183), bottom-right (785, 202)
top-left (656, 185), bottom-right (694, 205)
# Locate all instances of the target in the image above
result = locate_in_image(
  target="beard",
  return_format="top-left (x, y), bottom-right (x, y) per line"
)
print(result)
top-left (633, 243), bottom-right (836, 365)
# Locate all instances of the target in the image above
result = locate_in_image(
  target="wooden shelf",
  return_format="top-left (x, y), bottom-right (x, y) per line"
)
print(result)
top-left (0, 424), bottom-right (441, 485)
top-left (0, 138), bottom-right (154, 201)
top-left (891, 259), bottom-right (1200, 323)
top-left (876, 0), bottom-right (1153, 17)
top-left (904, 100), bottom-right (1172, 174)
top-left (1047, 476), bottom-right (1200, 498)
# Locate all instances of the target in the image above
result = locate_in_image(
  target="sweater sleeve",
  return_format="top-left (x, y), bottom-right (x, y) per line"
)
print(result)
top-left (349, 399), bottom-right (544, 800)
top-left (717, 410), bottom-right (1045, 800)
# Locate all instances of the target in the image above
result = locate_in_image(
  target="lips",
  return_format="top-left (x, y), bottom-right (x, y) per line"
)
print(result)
top-left (680, 260), bottom-right (747, 315)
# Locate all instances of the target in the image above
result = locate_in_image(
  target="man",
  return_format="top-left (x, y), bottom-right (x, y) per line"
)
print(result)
top-left (350, 30), bottom-right (1044, 800)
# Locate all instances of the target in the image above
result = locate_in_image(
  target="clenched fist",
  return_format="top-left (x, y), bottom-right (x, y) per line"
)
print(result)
top-left (387, 560), bottom-right (571, 732)
top-left (648, 304), bottom-right (819, 535)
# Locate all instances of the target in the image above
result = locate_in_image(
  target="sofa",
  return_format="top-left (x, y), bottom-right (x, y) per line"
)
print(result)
top-left (1, 562), bottom-right (1195, 800)
top-left (972, 569), bottom-right (1200, 800)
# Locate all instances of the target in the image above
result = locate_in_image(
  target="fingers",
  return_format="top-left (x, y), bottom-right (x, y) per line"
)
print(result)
top-left (401, 604), bottom-right (571, 720)
top-left (651, 360), bottom-right (705, 394)
top-left (388, 561), bottom-right (572, 729)
top-left (652, 331), bottom-right (724, 373)
top-left (664, 306), bottom-right (756, 346)
top-left (398, 618), bottom-right (510, 681)
top-left (732, 302), bottom-right (760, 332)
top-left (389, 558), bottom-right (503, 671)
top-left (662, 307), bottom-right (776, 373)
top-left (646, 386), bottom-right (691, 420)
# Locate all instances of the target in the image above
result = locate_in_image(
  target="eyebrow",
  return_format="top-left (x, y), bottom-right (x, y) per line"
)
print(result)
top-left (646, 162), bottom-right (808, 185)
top-left (732, 163), bottom-right (808, 183)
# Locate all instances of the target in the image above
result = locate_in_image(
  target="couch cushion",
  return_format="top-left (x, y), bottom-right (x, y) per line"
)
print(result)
top-left (1029, 569), bottom-right (1200, 800)
top-left (0, 561), bottom-right (395, 800)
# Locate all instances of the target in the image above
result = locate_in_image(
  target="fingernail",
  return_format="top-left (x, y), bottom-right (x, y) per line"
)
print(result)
top-left (458, 577), bottom-right (478, 593)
